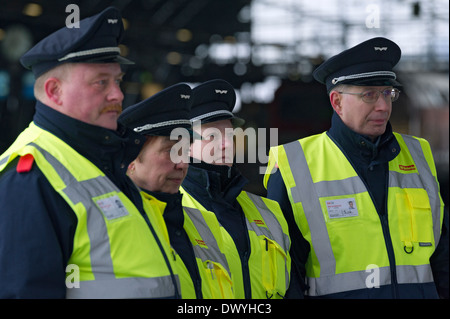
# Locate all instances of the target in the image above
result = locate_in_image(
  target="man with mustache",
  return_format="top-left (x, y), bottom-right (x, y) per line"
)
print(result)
top-left (264, 37), bottom-right (448, 298)
top-left (120, 83), bottom-right (234, 299)
top-left (0, 7), bottom-right (181, 298)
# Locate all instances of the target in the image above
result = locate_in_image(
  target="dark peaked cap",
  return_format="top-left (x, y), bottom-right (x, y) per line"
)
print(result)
top-left (190, 79), bottom-right (245, 127)
top-left (313, 37), bottom-right (402, 93)
top-left (119, 83), bottom-right (193, 136)
top-left (20, 7), bottom-right (133, 78)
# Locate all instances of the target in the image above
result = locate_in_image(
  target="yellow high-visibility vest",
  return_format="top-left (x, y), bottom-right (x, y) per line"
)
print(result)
top-left (183, 206), bottom-right (235, 298)
top-left (264, 132), bottom-right (444, 296)
top-left (140, 193), bottom-right (234, 299)
top-left (0, 122), bottom-right (181, 298)
top-left (181, 188), bottom-right (291, 299)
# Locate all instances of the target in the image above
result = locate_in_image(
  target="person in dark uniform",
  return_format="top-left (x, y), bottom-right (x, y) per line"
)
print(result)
top-left (0, 7), bottom-right (180, 298)
top-left (181, 79), bottom-right (300, 299)
top-left (119, 83), bottom-right (234, 299)
top-left (264, 37), bottom-right (449, 298)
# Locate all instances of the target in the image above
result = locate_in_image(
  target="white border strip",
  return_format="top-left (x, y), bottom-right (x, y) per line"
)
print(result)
top-left (58, 47), bottom-right (121, 62)
top-left (133, 119), bottom-right (191, 133)
top-left (332, 71), bottom-right (396, 85)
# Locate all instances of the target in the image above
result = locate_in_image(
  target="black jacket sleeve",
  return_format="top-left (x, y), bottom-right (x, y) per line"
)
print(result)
top-left (0, 158), bottom-right (77, 298)
top-left (266, 169), bottom-right (309, 298)
top-left (430, 206), bottom-right (449, 299)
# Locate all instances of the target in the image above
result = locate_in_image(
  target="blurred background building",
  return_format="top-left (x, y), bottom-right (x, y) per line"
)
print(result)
top-left (0, 0), bottom-right (448, 205)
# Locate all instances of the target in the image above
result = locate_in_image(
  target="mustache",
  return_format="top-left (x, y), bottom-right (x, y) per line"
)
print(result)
top-left (100, 104), bottom-right (122, 114)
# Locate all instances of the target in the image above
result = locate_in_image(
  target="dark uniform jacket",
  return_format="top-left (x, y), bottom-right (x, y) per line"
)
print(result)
top-left (0, 102), bottom-right (147, 298)
top-left (182, 161), bottom-right (303, 298)
top-left (266, 112), bottom-right (449, 299)
top-left (145, 190), bottom-right (203, 298)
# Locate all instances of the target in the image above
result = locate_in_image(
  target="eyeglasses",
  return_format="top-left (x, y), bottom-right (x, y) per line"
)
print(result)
top-left (337, 88), bottom-right (401, 103)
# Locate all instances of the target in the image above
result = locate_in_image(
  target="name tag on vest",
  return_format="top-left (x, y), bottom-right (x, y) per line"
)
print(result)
top-left (95, 194), bottom-right (129, 220)
top-left (326, 198), bottom-right (359, 219)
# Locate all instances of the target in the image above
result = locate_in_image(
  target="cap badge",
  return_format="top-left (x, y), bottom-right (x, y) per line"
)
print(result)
top-left (374, 47), bottom-right (388, 51)
top-left (215, 89), bottom-right (228, 94)
top-left (180, 94), bottom-right (190, 99)
top-left (107, 19), bottom-right (118, 24)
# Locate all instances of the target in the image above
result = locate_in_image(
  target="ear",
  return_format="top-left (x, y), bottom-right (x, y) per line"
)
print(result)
top-left (127, 161), bottom-right (135, 175)
top-left (329, 91), bottom-right (343, 115)
top-left (44, 77), bottom-right (63, 105)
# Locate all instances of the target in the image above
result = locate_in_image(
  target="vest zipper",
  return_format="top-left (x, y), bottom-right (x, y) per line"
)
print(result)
top-left (242, 250), bottom-right (251, 299)
top-left (382, 170), bottom-right (399, 298)
top-left (241, 209), bottom-right (252, 299)
top-left (366, 170), bottom-right (399, 298)
top-left (189, 243), bottom-right (203, 299)
top-left (379, 212), bottom-right (398, 298)
top-left (334, 136), bottom-right (400, 298)
top-left (141, 212), bottom-right (181, 299)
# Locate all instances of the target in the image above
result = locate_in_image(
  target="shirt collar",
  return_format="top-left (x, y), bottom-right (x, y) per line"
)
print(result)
top-left (328, 112), bottom-right (400, 162)
top-left (184, 160), bottom-right (247, 202)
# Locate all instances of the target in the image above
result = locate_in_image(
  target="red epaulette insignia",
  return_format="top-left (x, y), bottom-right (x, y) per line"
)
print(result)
top-left (16, 154), bottom-right (35, 173)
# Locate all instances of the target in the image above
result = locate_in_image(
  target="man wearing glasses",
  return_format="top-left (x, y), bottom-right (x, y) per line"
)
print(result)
top-left (264, 37), bottom-right (448, 298)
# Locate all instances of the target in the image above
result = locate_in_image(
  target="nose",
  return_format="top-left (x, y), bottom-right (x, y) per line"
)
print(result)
top-left (175, 161), bottom-right (189, 170)
top-left (374, 94), bottom-right (391, 111)
top-left (176, 148), bottom-right (190, 166)
top-left (108, 81), bottom-right (124, 103)
top-left (222, 134), bottom-right (234, 150)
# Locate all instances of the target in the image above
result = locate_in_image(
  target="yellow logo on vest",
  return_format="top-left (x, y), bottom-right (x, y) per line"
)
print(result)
top-left (94, 194), bottom-right (129, 220)
top-left (326, 198), bottom-right (359, 219)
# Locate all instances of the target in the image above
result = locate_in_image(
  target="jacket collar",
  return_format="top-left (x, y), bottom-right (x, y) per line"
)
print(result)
top-left (147, 190), bottom-right (183, 210)
top-left (32, 101), bottom-right (146, 173)
top-left (183, 160), bottom-right (247, 203)
top-left (145, 191), bottom-right (185, 229)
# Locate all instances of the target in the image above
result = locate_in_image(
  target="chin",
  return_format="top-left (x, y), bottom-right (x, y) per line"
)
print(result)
top-left (100, 121), bottom-right (118, 130)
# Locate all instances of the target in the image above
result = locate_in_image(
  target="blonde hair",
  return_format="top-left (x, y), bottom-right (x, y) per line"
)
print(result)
top-left (329, 84), bottom-right (347, 95)
top-left (33, 63), bottom-right (74, 101)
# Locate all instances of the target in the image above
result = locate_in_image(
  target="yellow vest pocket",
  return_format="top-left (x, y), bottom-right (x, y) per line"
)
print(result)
top-left (261, 237), bottom-right (287, 299)
top-left (396, 188), bottom-right (434, 252)
top-left (203, 261), bottom-right (234, 299)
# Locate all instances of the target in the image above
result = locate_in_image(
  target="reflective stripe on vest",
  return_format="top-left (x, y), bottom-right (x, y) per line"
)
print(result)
top-left (236, 192), bottom-right (291, 298)
top-left (243, 192), bottom-right (291, 254)
top-left (0, 156), bottom-right (7, 167)
top-left (25, 142), bottom-right (178, 298)
top-left (0, 121), bottom-right (181, 299)
top-left (183, 207), bottom-right (234, 298)
top-left (180, 188), bottom-right (291, 299)
top-left (281, 133), bottom-right (440, 296)
top-left (401, 135), bottom-right (442, 247)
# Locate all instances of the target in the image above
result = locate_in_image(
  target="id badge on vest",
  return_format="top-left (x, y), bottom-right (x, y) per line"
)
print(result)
top-left (95, 194), bottom-right (129, 220)
top-left (326, 198), bottom-right (359, 219)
